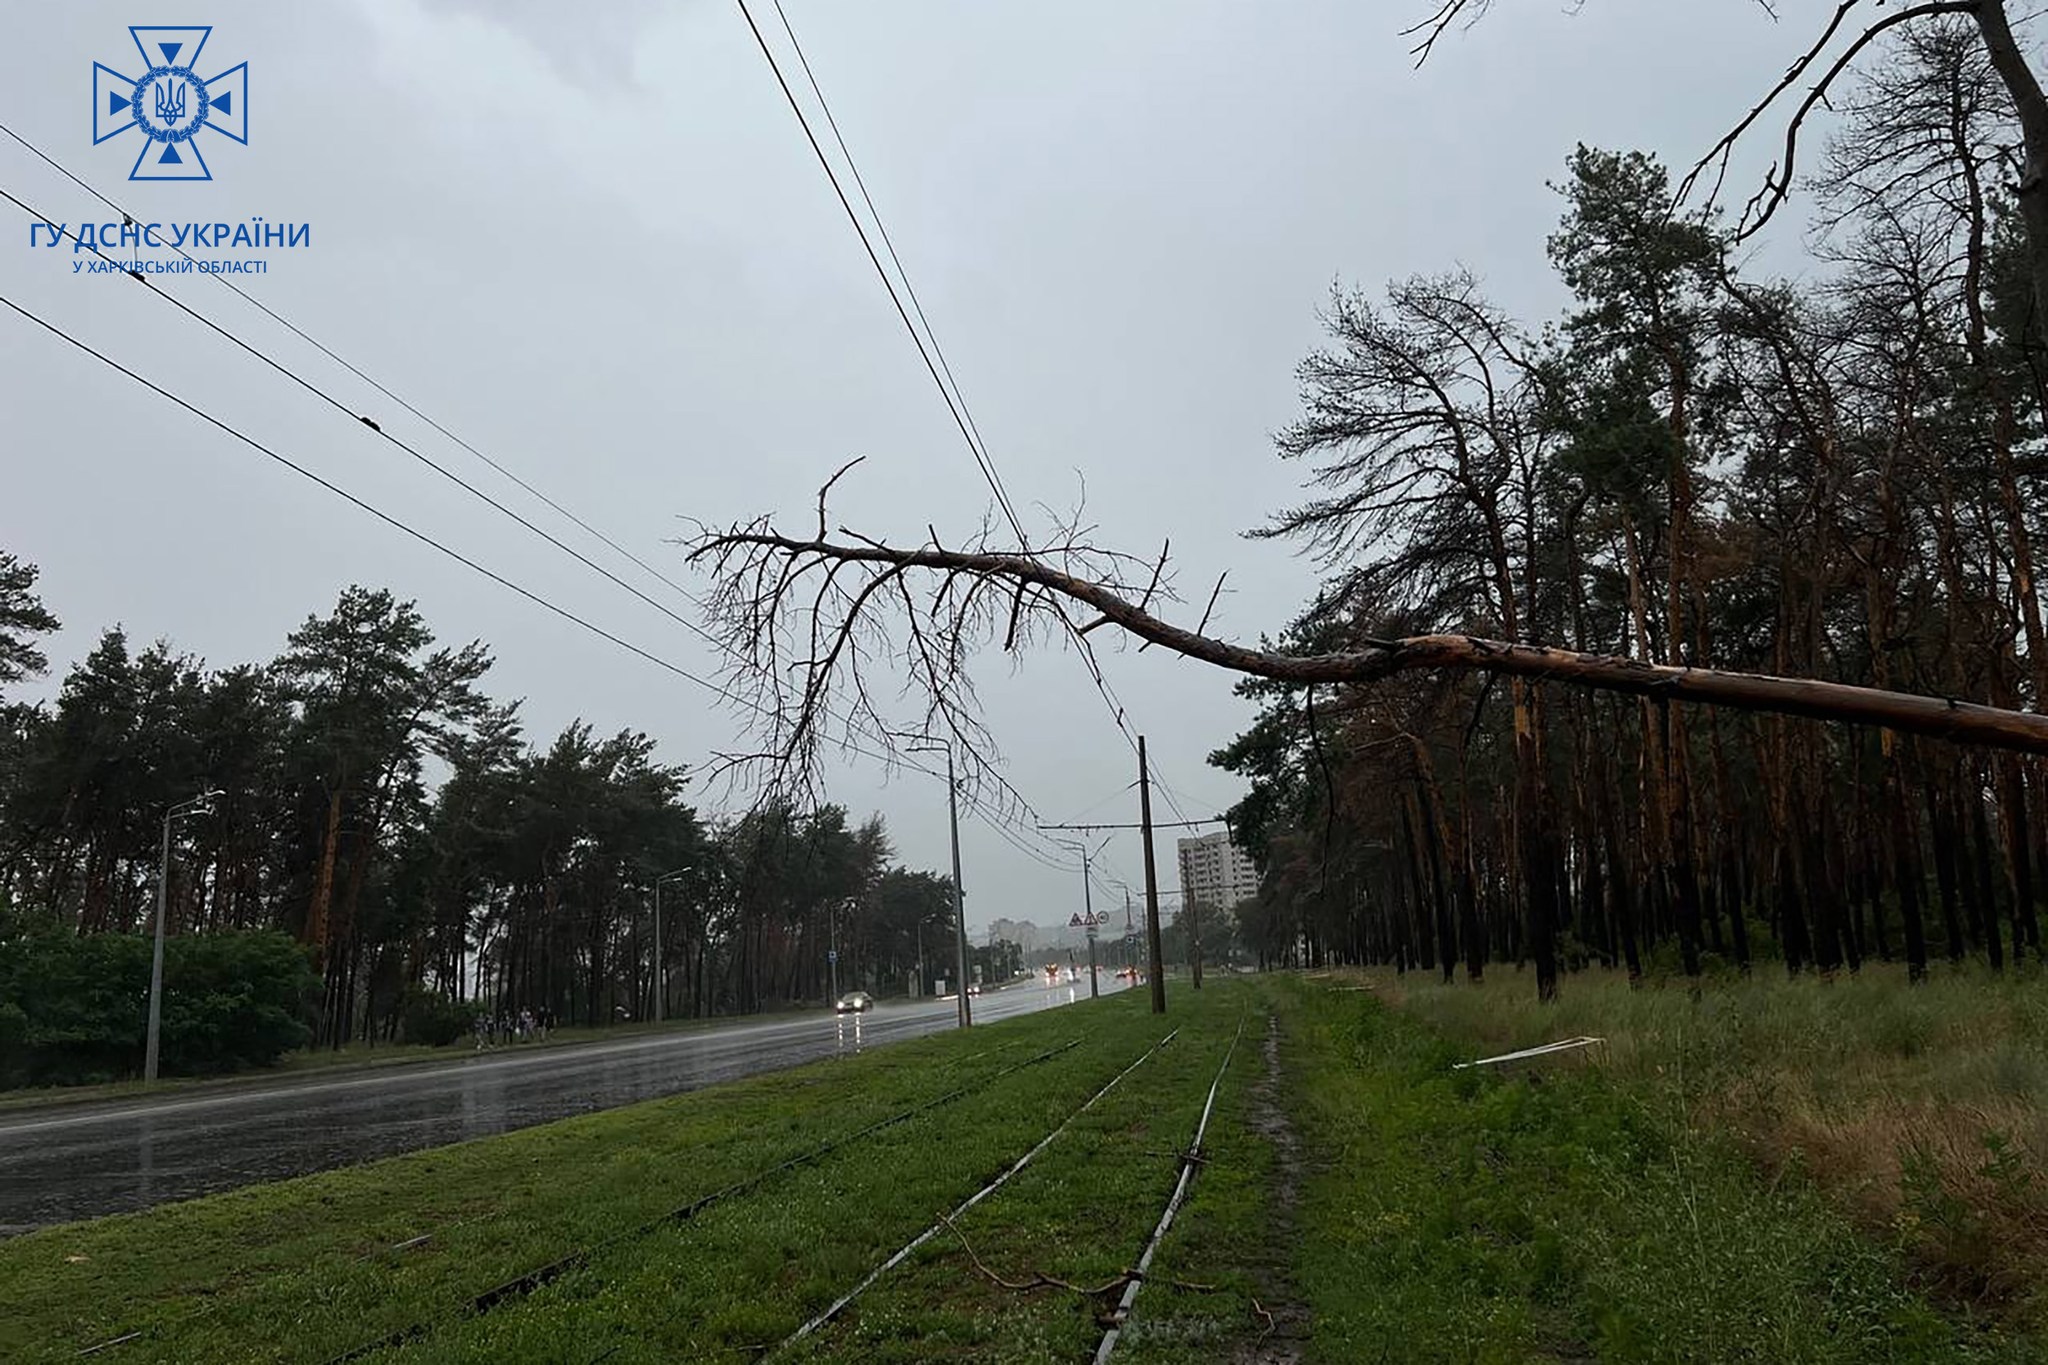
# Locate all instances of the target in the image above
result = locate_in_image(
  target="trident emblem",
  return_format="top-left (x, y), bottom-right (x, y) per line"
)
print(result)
top-left (92, 27), bottom-right (249, 181)
top-left (153, 77), bottom-right (188, 126)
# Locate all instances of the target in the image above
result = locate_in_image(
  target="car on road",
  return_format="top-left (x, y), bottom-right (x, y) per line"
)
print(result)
top-left (966, 983), bottom-right (981, 996)
top-left (834, 991), bottom-right (873, 1014)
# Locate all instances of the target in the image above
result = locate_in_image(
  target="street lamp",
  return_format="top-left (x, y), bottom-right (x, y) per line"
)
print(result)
top-left (906, 739), bottom-right (971, 1029)
top-left (828, 896), bottom-right (855, 1004)
top-left (1054, 838), bottom-right (1101, 999)
top-left (654, 866), bottom-right (689, 1023)
top-left (145, 789), bottom-right (222, 1085)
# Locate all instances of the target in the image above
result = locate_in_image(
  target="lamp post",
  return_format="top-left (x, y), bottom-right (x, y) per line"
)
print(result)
top-left (1054, 838), bottom-right (1100, 999)
top-left (829, 898), bottom-right (849, 1004)
top-left (146, 789), bottom-right (221, 1085)
top-left (654, 866), bottom-right (689, 1023)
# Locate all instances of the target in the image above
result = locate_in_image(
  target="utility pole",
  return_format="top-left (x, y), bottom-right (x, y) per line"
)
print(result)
top-left (1138, 736), bottom-right (1166, 1014)
top-left (655, 866), bottom-right (689, 1023)
top-left (947, 748), bottom-right (971, 1028)
top-left (829, 902), bottom-right (840, 1004)
top-left (147, 789), bottom-right (220, 1084)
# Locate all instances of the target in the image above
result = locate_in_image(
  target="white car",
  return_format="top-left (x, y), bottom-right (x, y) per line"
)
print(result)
top-left (834, 991), bottom-right (873, 1014)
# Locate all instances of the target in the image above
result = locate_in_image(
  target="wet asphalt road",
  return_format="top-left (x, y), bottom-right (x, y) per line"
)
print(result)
top-left (0, 977), bottom-right (1123, 1235)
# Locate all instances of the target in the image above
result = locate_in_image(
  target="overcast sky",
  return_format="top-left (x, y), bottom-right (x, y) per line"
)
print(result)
top-left (3, 2), bottom-right (1822, 935)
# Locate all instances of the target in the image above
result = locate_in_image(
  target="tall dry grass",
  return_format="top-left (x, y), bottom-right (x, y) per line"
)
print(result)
top-left (1370, 963), bottom-right (2048, 1326)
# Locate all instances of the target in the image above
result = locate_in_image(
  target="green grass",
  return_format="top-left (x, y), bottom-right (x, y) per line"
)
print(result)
top-left (416, 999), bottom-right (1250, 1364)
top-left (1273, 972), bottom-right (2032, 1363)
top-left (6, 971), bottom-right (2037, 1363)
top-left (1377, 963), bottom-right (2048, 1330)
top-left (0, 987), bottom-right (1252, 1364)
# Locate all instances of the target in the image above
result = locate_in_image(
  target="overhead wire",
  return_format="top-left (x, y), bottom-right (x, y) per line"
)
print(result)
top-left (0, 177), bottom-right (1048, 832)
top-left (737, 3), bottom-right (1229, 841)
top-left (0, 116), bottom-right (696, 615)
top-left (25, 17), bottom-right (1230, 894)
top-left (0, 282), bottom-right (1079, 874)
top-left (731, 0), bottom-right (1026, 540)
top-left (0, 129), bottom-right (1091, 865)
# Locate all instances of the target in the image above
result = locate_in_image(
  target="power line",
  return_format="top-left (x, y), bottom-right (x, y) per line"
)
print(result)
top-left (11, 70), bottom-right (1184, 871)
top-left (0, 285), bottom-right (1078, 873)
top-left (765, 0), bottom-right (1010, 529)
top-left (1052, 780), bottom-right (1140, 828)
top-left (0, 289), bottom-right (743, 711)
top-left (0, 122), bottom-right (1074, 837)
top-left (731, 0), bottom-right (1026, 541)
top-left (736, 1), bottom-right (1169, 778)
top-left (739, 6), bottom-right (1235, 847)
top-left (5, 185), bottom-right (1072, 846)
top-left (0, 117), bottom-right (691, 617)
top-left (1036, 819), bottom-right (1224, 832)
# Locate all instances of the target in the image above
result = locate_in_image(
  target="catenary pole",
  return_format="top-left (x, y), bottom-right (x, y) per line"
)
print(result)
top-left (948, 748), bottom-right (971, 1028)
top-left (1139, 736), bottom-right (1166, 1014)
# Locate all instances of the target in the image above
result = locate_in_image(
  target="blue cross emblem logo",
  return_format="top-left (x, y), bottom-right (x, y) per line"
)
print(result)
top-left (93, 27), bottom-right (248, 181)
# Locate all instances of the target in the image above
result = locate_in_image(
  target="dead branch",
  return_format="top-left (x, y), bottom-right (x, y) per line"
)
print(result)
top-left (937, 1212), bottom-right (1134, 1298)
top-left (1196, 571), bottom-right (1229, 636)
top-left (1401, 0), bottom-right (1492, 67)
top-left (1677, 1), bottom-right (1981, 238)
top-left (686, 517), bottom-right (2048, 761)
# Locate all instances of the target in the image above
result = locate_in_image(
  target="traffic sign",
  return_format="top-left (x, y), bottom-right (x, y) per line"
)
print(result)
top-left (1069, 913), bottom-right (1083, 927)
top-left (828, 949), bottom-right (838, 963)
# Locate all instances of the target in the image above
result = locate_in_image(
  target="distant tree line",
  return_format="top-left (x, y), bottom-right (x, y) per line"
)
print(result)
top-left (1217, 25), bottom-right (2048, 990)
top-left (0, 563), bottom-right (966, 1067)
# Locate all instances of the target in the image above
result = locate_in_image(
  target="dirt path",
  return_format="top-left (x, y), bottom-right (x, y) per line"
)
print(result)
top-left (1236, 1011), bottom-right (1309, 1364)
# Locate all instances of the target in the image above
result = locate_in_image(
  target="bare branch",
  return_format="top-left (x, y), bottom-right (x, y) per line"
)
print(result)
top-left (1677, 1), bottom-right (1981, 239)
top-left (937, 1213), bottom-right (1133, 1299)
top-left (1401, 0), bottom-right (1492, 67)
top-left (688, 520), bottom-right (2048, 757)
top-left (1195, 572), bottom-right (1229, 637)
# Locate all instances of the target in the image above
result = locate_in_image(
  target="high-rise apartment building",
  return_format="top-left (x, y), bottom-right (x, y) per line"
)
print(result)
top-left (1175, 830), bottom-right (1259, 912)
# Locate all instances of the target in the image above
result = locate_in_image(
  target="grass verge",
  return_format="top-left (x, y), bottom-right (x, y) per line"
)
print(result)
top-left (0, 987), bottom-right (1246, 1364)
top-left (8, 972), bottom-right (2032, 1363)
top-left (1275, 971), bottom-right (2033, 1363)
top-left (1376, 964), bottom-right (2048, 1332)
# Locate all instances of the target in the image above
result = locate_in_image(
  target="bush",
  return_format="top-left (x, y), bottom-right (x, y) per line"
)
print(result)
top-left (397, 987), bottom-right (476, 1047)
top-left (0, 929), bottom-right (317, 1086)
